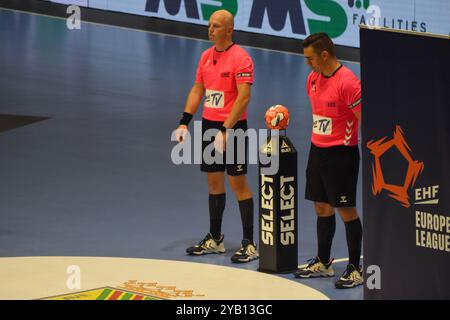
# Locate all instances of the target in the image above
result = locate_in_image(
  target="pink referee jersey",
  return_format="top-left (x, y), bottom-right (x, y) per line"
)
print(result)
top-left (195, 44), bottom-right (254, 122)
top-left (306, 65), bottom-right (362, 147)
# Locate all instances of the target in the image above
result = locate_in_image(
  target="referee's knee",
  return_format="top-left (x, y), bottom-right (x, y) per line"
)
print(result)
top-left (229, 176), bottom-right (252, 199)
top-left (337, 207), bottom-right (359, 222)
top-left (207, 172), bottom-right (225, 194)
top-left (314, 202), bottom-right (334, 216)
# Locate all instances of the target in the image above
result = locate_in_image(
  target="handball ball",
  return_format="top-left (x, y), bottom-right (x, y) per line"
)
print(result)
top-left (265, 105), bottom-right (290, 130)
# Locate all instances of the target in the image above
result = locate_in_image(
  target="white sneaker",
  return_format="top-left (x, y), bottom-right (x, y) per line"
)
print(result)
top-left (294, 257), bottom-right (335, 278)
top-left (230, 239), bottom-right (259, 263)
top-left (186, 233), bottom-right (225, 255)
top-left (335, 264), bottom-right (363, 289)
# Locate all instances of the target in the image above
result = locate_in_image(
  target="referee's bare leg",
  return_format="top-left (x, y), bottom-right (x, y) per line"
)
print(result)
top-left (228, 175), bottom-right (252, 200)
top-left (314, 201), bottom-right (335, 217)
top-left (207, 173), bottom-right (253, 206)
top-left (336, 207), bottom-right (359, 222)
top-left (314, 201), bottom-right (359, 221)
top-left (207, 172), bottom-right (226, 194)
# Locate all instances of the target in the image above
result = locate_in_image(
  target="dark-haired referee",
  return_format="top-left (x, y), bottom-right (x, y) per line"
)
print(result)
top-left (294, 33), bottom-right (363, 289)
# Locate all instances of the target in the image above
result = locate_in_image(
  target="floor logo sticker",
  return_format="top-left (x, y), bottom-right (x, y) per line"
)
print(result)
top-left (41, 281), bottom-right (205, 300)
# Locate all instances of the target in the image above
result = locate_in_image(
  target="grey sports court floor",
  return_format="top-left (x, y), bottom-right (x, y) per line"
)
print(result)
top-left (0, 8), bottom-right (363, 300)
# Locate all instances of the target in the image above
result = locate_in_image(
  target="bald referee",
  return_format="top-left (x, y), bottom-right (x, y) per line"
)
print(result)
top-left (175, 10), bottom-right (258, 263)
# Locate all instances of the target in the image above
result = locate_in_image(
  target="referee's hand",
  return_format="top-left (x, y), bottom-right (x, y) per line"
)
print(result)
top-left (214, 130), bottom-right (228, 153)
top-left (176, 125), bottom-right (188, 144)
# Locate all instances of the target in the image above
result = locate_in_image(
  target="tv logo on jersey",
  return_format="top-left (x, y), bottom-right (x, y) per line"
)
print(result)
top-left (313, 115), bottom-right (332, 135)
top-left (205, 90), bottom-right (224, 109)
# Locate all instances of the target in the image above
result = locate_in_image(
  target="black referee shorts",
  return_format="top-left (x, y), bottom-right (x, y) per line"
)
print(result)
top-left (200, 118), bottom-right (248, 176)
top-left (305, 143), bottom-right (360, 207)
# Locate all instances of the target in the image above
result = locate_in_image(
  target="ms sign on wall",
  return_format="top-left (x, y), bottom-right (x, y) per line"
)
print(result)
top-left (49, 0), bottom-right (450, 48)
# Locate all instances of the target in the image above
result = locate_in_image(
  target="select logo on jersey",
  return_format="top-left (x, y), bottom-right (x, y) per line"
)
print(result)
top-left (313, 114), bottom-right (332, 135)
top-left (205, 89), bottom-right (224, 109)
top-left (221, 72), bottom-right (230, 78)
top-left (367, 125), bottom-right (424, 208)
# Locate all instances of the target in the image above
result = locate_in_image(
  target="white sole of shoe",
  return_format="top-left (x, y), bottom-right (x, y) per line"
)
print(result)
top-left (335, 281), bottom-right (363, 289)
top-left (190, 249), bottom-right (225, 255)
top-left (296, 272), bottom-right (335, 278)
top-left (231, 255), bottom-right (259, 263)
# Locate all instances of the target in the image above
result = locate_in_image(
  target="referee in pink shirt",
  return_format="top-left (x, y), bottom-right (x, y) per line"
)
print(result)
top-left (293, 33), bottom-right (363, 289)
top-left (175, 10), bottom-right (258, 263)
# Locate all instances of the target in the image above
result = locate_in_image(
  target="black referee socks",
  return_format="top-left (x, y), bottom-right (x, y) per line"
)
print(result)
top-left (345, 218), bottom-right (363, 268)
top-left (209, 193), bottom-right (226, 240)
top-left (238, 198), bottom-right (254, 243)
top-left (317, 215), bottom-right (336, 263)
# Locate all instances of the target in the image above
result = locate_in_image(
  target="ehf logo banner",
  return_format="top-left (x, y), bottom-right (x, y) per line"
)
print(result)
top-left (361, 27), bottom-right (450, 299)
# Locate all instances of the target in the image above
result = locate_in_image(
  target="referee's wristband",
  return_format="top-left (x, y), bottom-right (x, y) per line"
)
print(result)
top-left (179, 112), bottom-right (193, 126)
